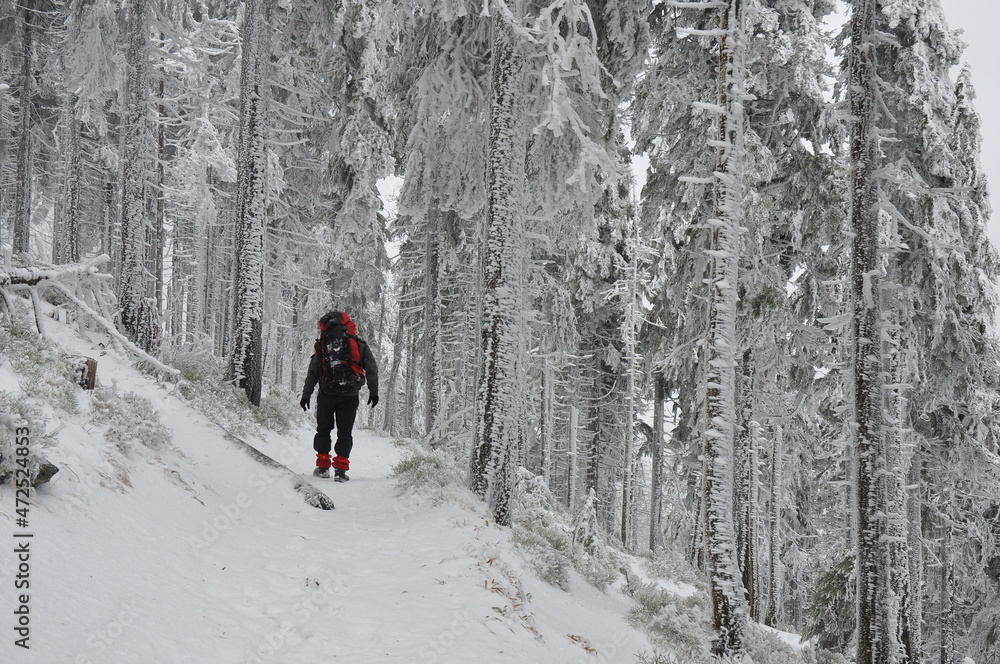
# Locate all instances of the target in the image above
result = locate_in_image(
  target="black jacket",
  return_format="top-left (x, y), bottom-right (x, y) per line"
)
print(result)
top-left (301, 338), bottom-right (379, 400)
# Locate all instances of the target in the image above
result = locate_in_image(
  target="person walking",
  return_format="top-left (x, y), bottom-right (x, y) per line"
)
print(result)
top-left (300, 311), bottom-right (379, 481)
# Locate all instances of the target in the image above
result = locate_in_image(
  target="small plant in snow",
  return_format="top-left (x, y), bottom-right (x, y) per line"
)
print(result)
top-left (744, 628), bottom-right (805, 664)
top-left (569, 488), bottom-right (621, 590)
top-left (176, 375), bottom-right (302, 436)
top-left (638, 548), bottom-right (706, 591)
top-left (160, 335), bottom-right (222, 382)
top-left (624, 577), bottom-right (713, 663)
top-left (89, 388), bottom-right (171, 452)
top-left (512, 469), bottom-right (574, 590)
top-left (0, 391), bottom-right (51, 482)
top-left (0, 318), bottom-right (81, 414)
top-left (509, 471), bottom-right (622, 592)
top-left (391, 444), bottom-right (467, 501)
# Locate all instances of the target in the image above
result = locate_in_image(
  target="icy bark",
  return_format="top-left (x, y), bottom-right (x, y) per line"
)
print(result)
top-left (54, 94), bottom-right (82, 265)
top-left (765, 425), bottom-right (782, 627)
top-left (847, 0), bottom-right (891, 662)
top-left (649, 373), bottom-right (665, 552)
top-left (734, 349), bottom-right (758, 620)
top-left (422, 204), bottom-right (443, 437)
top-left (469, 3), bottom-right (527, 528)
top-left (118, 0), bottom-right (154, 349)
top-left (12, 0), bottom-right (35, 255)
top-left (702, 0), bottom-right (748, 654)
top-left (228, 0), bottom-right (271, 406)
top-left (620, 214), bottom-right (641, 548)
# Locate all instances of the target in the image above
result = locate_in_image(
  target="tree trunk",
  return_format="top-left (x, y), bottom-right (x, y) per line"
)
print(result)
top-left (423, 203), bottom-right (442, 437)
top-left (765, 425), bottom-right (782, 627)
top-left (469, 3), bottom-right (528, 528)
top-left (735, 348), bottom-right (758, 620)
top-left (12, 0), bottom-right (35, 255)
top-left (54, 93), bottom-right (82, 264)
top-left (568, 403), bottom-right (579, 510)
top-left (153, 74), bottom-right (166, 321)
top-left (404, 324), bottom-right (418, 437)
top-left (228, 0), bottom-right (271, 406)
top-left (650, 373), bottom-right (665, 552)
top-left (848, 0), bottom-right (893, 662)
top-left (702, 0), bottom-right (748, 654)
top-left (939, 524), bottom-right (956, 664)
top-left (383, 314), bottom-right (405, 435)
top-left (118, 0), bottom-right (153, 348)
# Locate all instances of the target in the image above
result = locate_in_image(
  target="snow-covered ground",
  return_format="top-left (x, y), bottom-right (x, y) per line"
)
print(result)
top-left (1, 318), bottom-right (654, 663)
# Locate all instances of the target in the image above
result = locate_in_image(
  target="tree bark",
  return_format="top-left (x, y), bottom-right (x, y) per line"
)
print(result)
top-left (848, 0), bottom-right (893, 662)
top-left (229, 0), bottom-right (271, 406)
top-left (735, 348), bottom-right (758, 620)
top-left (765, 425), bottom-right (782, 627)
top-left (702, 0), bottom-right (748, 654)
top-left (469, 2), bottom-right (528, 528)
top-left (423, 203), bottom-right (442, 437)
top-left (650, 373), bottom-right (665, 552)
top-left (13, 0), bottom-right (35, 255)
top-left (118, 0), bottom-right (153, 349)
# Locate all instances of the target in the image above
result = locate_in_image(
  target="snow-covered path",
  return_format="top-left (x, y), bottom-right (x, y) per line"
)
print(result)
top-left (2, 324), bottom-right (651, 663)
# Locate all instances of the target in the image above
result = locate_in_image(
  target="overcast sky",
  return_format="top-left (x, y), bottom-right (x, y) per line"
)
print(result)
top-left (941, 0), bottom-right (1000, 250)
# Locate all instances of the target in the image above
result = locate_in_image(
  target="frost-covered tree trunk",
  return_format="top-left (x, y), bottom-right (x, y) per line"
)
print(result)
top-left (118, 0), bottom-right (154, 348)
top-left (735, 349), bottom-right (759, 620)
top-left (404, 325), bottom-right (418, 436)
top-left (12, 0), bottom-right (35, 255)
top-left (568, 403), bottom-right (579, 509)
top-left (939, 525), bottom-right (956, 664)
top-left (765, 425), bottom-right (782, 627)
top-left (469, 2), bottom-right (527, 528)
top-left (702, 0), bottom-right (748, 653)
top-left (904, 457), bottom-right (922, 661)
top-left (847, 0), bottom-right (891, 662)
top-left (541, 359), bottom-right (555, 485)
top-left (650, 373), bottom-right (665, 552)
top-left (423, 204), bottom-right (443, 437)
top-left (228, 0), bottom-right (271, 406)
top-left (54, 93), bottom-right (81, 264)
top-left (152, 75), bottom-right (166, 320)
top-left (383, 315), bottom-right (405, 435)
top-left (620, 213), bottom-right (641, 548)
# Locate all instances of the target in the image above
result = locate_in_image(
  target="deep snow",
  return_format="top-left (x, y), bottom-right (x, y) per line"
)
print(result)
top-left (1, 318), bottom-right (655, 663)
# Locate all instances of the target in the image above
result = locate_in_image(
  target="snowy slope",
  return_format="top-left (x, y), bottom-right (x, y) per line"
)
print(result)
top-left (1, 319), bottom-right (653, 663)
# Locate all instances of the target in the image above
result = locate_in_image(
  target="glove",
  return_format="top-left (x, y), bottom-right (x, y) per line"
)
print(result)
top-left (300, 397), bottom-right (310, 411)
top-left (367, 393), bottom-right (379, 408)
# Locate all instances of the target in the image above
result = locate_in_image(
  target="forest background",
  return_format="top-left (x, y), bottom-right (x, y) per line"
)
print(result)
top-left (0, 0), bottom-right (998, 663)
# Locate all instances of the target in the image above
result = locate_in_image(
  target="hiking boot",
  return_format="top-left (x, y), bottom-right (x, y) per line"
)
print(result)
top-left (334, 468), bottom-right (349, 483)
top-left (313, 467), bottom-right (330, 479)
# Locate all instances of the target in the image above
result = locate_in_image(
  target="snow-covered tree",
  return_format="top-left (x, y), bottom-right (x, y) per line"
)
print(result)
top-left (228, 0), bottom-right (271, 405)
top-left (118, 0), bottom-right (156, 349)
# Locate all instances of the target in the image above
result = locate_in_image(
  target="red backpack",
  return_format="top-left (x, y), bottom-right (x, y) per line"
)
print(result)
top-left (316, 311), bottom-right (365, 393)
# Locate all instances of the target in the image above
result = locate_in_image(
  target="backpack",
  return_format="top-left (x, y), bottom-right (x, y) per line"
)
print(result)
top-left (316, 311), bottom-right (366, 394)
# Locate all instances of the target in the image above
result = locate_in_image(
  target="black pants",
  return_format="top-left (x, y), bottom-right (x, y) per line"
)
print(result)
top-left (313, 393), bottom-right (360, 459)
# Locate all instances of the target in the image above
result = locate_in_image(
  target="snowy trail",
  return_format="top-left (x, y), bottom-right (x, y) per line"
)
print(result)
top-left (1, 324), bottom-right (652, 664)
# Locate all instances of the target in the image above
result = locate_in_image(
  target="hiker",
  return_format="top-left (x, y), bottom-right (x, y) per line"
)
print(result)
top-left (300, 311), bottom-right (379, 481)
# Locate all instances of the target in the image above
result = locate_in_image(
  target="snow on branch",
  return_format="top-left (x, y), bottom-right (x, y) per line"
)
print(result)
top-left (48, 282), bottom-right (180, 379)
top-left (0, 255), bottom-right (111, 287)
top-left (0, 255), bottom-right (180, 379)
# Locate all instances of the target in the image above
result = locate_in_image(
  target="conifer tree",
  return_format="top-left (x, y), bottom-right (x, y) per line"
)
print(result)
top-left (229, 0), bottom-right (271, 405)
top-left (118, 0), bottom-right (155, 349)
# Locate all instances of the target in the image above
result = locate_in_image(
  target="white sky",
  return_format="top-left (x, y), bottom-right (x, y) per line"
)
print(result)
top-left (942, 0), bottom-right (1000, 250)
